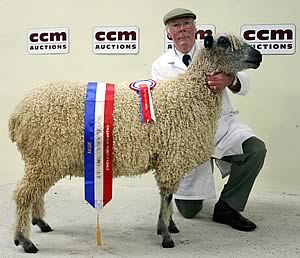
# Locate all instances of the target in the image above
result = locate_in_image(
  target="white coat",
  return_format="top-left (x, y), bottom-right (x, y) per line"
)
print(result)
top-left (151, 44), bottom-right (256, 200)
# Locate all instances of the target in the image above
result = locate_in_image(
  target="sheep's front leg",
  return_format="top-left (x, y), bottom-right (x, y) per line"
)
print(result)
top-left (169, 215), bottom-right (180, 234)
top-left (157, 193), bottom-right (179, 248)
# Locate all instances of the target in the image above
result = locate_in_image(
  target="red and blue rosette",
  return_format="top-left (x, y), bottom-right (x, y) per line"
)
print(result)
top-left (129, 79), bottom-right (157, 124)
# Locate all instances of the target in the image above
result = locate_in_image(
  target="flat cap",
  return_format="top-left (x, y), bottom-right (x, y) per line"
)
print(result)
top-left (163, 8), bottom-right (196, 25)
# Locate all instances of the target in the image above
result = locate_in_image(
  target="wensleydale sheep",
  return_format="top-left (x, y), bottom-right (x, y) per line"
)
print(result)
top-left (9, 34), bottom-right (262, 253)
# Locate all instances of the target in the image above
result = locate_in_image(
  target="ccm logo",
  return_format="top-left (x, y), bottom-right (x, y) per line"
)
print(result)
top-left (29, 32), bottom-right (67, 42)
top-left (95, 31), bottom-right (137, 41)
top-left (243, 29), bottom-right (293, 41)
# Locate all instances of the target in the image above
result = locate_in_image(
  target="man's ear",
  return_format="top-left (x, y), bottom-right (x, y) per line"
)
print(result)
top-left (204, 35), bottom-right (213, 49)
top-left (167, 32), bottom-right (172, 40)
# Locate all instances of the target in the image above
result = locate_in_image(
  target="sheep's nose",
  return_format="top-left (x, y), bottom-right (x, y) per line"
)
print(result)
top-left (253, 48), bottom-right (262, 63)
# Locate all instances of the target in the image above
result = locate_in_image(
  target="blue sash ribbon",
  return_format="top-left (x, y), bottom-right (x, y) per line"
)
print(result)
top-left (84, 82), bottom-right (97, 208)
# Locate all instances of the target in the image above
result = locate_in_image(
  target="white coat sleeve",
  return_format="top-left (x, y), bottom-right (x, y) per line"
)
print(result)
top-left (235, 71), bottom-right (250, 96)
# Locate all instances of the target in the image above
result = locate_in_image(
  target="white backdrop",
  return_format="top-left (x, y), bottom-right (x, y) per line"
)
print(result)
top-left (1, 0), bottom-right (299, 194)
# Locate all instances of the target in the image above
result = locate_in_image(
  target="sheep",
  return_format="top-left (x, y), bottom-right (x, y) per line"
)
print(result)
top-left (9, 34), bottom-right (262, 253)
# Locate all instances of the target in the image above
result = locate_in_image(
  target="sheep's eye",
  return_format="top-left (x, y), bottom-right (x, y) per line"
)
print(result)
top-left (217, 36), bottom-right (231, 49)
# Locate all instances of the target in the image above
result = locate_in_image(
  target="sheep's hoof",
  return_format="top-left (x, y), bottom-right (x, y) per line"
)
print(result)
top-left (41, 224), bottom-right (53, 233)
top-left (168, 224), bottom-right (180, 234)
top-left (32, 218), bottom-right (53, 232)
top-left (162, 239), bottom-right (175, 248)
top-left (14, 233), bottom-right (39, 253)
top-left (168, 220), bottom-right (180, 233)
top-left (24, 242), bottom-right (39, 253)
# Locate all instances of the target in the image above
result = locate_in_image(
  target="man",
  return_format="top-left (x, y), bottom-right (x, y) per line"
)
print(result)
top-left (151, 8), bottom-right (267, 231)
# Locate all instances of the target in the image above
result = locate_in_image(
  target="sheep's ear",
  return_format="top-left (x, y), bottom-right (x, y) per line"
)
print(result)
top-left (217, 36), bottom-right (231, 49)
top-left (204, 35), bottom-right (213, 49)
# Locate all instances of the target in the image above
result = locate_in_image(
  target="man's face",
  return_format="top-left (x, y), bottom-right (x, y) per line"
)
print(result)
top-left (167, 17), bottom-right (197, 54)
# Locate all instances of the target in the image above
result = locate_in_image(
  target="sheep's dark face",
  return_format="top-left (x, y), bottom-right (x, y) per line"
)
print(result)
top-left (203, 34), bottom-right (262, 74)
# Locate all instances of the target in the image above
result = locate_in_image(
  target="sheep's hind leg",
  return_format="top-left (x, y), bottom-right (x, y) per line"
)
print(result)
top-left (32, 197), bottom-right (53, 232)
top-left (14, 175), bottom-right (38, 253)
top-left (14, 164), bottom-right (57, 253)
top-left (14, 232), bottom-right (38, 254)
top-left (157, 193), bottom-right (178, 248)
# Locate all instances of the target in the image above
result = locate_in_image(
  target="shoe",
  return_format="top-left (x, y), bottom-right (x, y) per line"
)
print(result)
top-left (213, 200), bottom-right (257, 231)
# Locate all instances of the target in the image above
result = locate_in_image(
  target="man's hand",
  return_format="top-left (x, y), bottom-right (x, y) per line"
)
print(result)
top-left (207, 72), bottom-right (235, 94)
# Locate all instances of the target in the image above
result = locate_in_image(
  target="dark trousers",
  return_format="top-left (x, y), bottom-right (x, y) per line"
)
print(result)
top-left (175, 137), bottom-right (267, 218)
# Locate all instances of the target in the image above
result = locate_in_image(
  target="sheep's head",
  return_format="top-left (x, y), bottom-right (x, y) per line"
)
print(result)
top-left (198, 33), bottom-right (262, 74)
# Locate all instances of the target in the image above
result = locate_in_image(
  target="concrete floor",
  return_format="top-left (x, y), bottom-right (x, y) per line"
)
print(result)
top-left (1, 177), bottom-right (299, 258)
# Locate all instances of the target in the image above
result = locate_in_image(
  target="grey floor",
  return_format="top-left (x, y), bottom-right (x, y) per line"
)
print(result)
top-left (1, 177), bottom-right (299, 258)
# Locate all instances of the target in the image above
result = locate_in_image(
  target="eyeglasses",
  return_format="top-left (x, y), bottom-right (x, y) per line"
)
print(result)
top-left (168, 21), bottom-right (195, 32)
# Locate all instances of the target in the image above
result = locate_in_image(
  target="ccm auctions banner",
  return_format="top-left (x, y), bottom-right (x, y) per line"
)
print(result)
top-left (84, 82), bottom-right (114, 209)
top-left (27, 27), bottom-right (69, 55)
top-left (241, 24), bottom-right (296, 55)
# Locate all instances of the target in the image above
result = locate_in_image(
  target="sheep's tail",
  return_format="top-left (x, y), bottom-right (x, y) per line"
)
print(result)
top-left (8, 112), bottom-right (18, 143)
